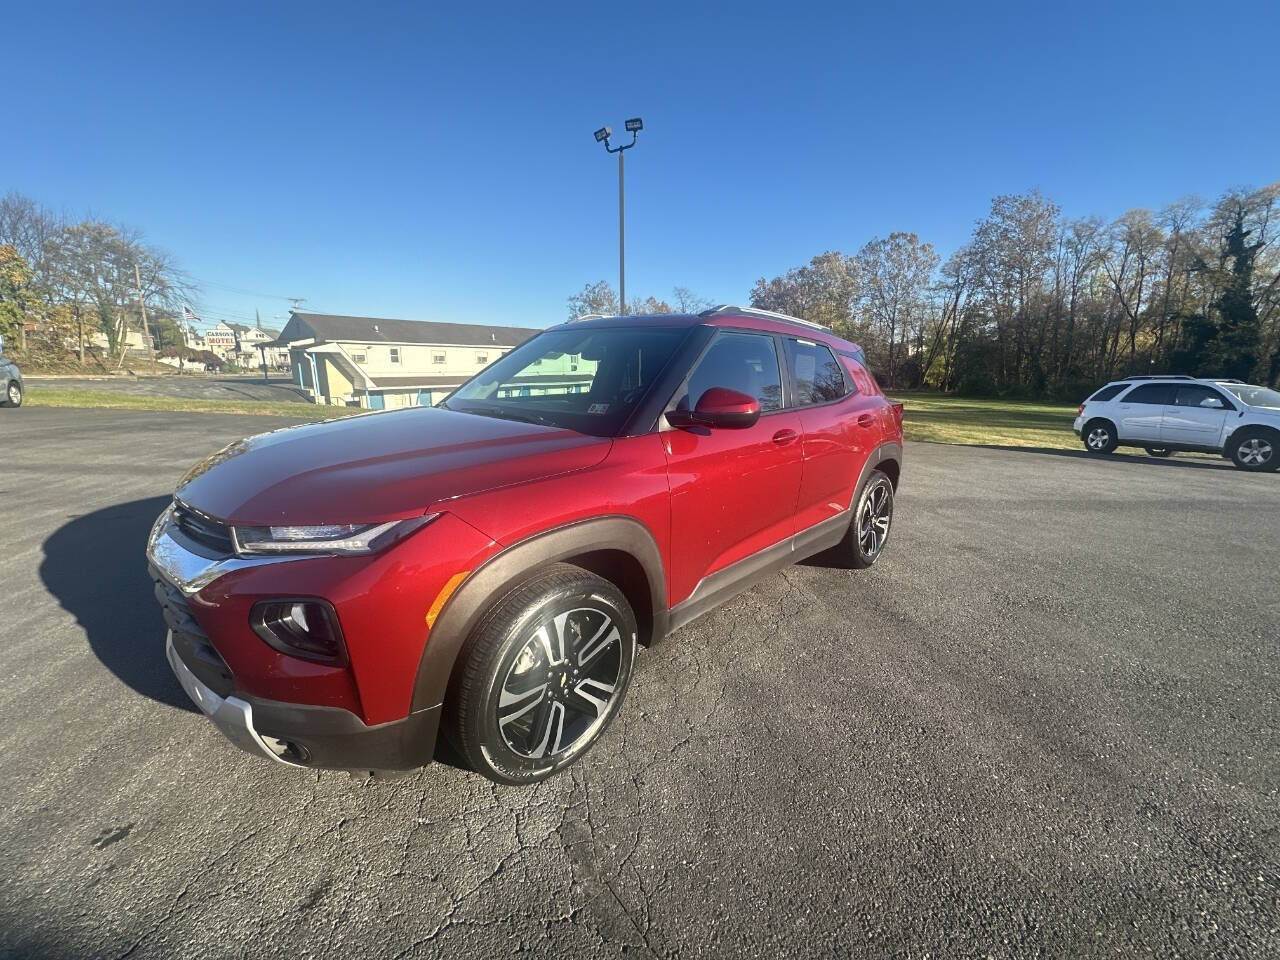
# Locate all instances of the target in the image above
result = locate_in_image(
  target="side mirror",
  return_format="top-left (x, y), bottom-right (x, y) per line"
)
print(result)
top-left (666, 387), bottom-right (761, 430)
top-left (1201, 397), bottom-right (1224, 409)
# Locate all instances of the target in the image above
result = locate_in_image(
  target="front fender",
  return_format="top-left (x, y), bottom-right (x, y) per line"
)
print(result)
top-left (409, 515), bottom-right (667, 713)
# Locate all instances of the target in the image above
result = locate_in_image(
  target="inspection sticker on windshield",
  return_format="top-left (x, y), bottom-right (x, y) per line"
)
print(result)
top-left (588, 403), bottom-right (610, 415)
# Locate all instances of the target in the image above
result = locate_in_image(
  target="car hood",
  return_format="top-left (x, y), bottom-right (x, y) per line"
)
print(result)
top-left (175, 406), bottom-right (611, 526)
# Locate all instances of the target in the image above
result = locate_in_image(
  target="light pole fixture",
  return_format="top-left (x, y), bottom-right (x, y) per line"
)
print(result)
top-left (593, 117), bottom-right (643, 314)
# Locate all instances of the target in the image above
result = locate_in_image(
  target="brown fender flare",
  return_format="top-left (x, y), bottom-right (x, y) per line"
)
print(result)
top-left (409, 515), bottom-right (667, 713)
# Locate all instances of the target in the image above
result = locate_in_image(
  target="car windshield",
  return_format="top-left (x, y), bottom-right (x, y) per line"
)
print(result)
top-left (441, 325), bottom-right (690, 437)
top-left (1217, 382), bottom-right (1280, 409)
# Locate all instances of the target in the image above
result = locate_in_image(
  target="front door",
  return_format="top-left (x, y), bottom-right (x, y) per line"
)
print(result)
top-left (662, 330), bottom-right (801, 605)
top-left (1160, 383), bottom-right (1233, 447)
top-left (1114, 383), bottom-right (1173, 441)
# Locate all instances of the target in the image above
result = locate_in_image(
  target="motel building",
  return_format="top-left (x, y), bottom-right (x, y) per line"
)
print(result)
top-left (270, 311), bottom-right (593, 410)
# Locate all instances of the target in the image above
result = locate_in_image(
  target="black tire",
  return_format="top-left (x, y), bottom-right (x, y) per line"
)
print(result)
top-left (446, 563), bottom-right (637, 785)
top-left (1, 380), bottom-right (20, 408)
top-left (829, 469), bottom-right (895, 569)
top-left (1082, 419), bottom-right (1118, 454)
top-left (1228, 428), bottom-right (1279, 472)
top-left (1144, 447), bottom-right (1173, 458)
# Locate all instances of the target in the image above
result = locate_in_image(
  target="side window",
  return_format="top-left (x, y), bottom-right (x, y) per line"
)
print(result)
top-left (1174, 385), bottom-right (1233, 410)
top-left (785, 339), bottom-right (848, 406)
top-left (389, 348), bottom-right (401, 364)
top-left (1121, 383), bottom-right (1174, 405)
top-left (679, 332), bottom-right (782, 413)
top-left (1088, 384), bottom-right (1126, 402)
top-left (838, 352), bottom-right (870, 395)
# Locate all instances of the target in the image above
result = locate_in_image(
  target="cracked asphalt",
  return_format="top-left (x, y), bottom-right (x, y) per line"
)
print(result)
top-left (1, 407), bottom-right (1278, 959)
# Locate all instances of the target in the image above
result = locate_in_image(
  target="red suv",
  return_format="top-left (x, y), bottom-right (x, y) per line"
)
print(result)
top-left (147, 307), bottom-right (903, 783)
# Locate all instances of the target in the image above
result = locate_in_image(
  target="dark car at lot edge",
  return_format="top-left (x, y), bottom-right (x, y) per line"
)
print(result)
top-left (145, 306), bottom-right (904, 783)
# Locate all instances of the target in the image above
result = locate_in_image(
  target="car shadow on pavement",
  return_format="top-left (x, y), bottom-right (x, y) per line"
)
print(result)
top-left (973, 444), bottom-right (1238, 470)
top-left (39, 496), bottom-right (197, 713)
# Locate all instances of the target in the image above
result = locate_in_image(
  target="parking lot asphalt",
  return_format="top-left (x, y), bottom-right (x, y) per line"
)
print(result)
top-left (1, 407), bottom-right (1277, 959)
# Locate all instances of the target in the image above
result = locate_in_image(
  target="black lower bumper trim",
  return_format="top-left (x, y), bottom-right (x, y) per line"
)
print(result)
top-left (249, 697), bottom-right (442, 772)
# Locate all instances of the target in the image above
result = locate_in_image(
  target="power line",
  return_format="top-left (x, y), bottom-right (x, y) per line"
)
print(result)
top-left (188, 276), bottom-right (304, 301)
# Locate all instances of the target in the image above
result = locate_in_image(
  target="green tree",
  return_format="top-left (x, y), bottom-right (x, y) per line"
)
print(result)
top-left (1211, 207), bottom-right (1263, 379)
top-left (0, 244), bottom-right (33, 348)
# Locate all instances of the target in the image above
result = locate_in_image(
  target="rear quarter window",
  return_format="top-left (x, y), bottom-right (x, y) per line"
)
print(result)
top-left (839, 352), bottom-right (876, 395)
top-left (1087, 384), bottom-right (1126, 402)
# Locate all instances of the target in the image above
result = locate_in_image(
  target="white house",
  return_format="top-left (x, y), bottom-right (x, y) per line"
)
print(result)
top-left (269, 311), bottom-right (551, 409)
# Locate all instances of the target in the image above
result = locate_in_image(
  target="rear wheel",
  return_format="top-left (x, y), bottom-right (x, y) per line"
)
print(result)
top-left (446, 564), bottom-right (636, 784)
top-left (1144, 447), bottom-right (1173, 458)
top-left (828, 469), bottom-right (894, 569)
top-left (1229, 429), bottom-right (1278, 472)
top-left (1083, 420), bottom-right (1118, 454)
top-left (1, 381), bottom-right (20, 408)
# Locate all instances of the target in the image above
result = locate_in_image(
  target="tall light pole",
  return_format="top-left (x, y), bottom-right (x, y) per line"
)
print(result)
top-left (594, 117), bottom-right (643, 314)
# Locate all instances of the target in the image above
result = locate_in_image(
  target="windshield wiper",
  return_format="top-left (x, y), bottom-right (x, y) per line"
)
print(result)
top-left (450, 403), bottom-right (555, 427)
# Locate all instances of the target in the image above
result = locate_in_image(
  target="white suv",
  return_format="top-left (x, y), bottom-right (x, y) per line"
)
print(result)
top-left (1073, 376), bottom-right (1280, 472)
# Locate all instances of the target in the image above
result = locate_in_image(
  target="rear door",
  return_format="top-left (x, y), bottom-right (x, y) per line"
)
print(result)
top-left (1114, 383), bottom-right (1173, 441)
top-left (782, 337), bottom-right (874, 534)
top-left (1160, 384), bottom-right (1234, 447)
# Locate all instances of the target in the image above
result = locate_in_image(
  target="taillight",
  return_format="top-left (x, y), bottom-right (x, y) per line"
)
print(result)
top-left (250, 599), bottom-right (348, 665)
top-left (1077, 404), bottom-right (1084, 415)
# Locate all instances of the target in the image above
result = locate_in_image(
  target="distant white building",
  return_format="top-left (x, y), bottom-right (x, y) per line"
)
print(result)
top-left (269, 311), bottom-right (557, 409)
top-left (230, 325), bottom-right (289, 367)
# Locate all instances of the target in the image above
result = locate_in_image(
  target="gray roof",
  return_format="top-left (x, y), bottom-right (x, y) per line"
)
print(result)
top-left (282, 312), bottom-right (542, 348)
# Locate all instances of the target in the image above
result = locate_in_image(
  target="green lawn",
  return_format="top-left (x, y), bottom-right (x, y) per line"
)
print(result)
top-left (25, 387), bottom-right (360, 420)
top-left (895, 391), bottom-right (1081, 450)
top-left (27, 383), bottom-right (1087, 450)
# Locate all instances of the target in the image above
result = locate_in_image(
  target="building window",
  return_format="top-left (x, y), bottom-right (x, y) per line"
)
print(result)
top-left (432, 352), bottom-right (446, 364)
top-left (389, 348), bottom-right (401, 364)
top-left (476, 353), bottom-right (488, 365)
top-left (351, 352), bottom-right (367, 364)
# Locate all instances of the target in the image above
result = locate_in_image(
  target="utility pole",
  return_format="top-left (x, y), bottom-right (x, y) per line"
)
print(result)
top-left (133, 262), bottom-right (154, 361)
top-left (618, 150), bottom-right (626, 312)
top-left (593, 118), bottom-right (643, 315)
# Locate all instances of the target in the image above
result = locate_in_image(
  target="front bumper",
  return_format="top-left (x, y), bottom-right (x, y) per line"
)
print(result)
top-left (166, 630), bottom-right (298, 766)
top-left (1072, 414), bottom-right (1085, 436)
top-left (150, 501), bottom-right (451, 771)
top-left (166, 628), bottom-right (442, 770)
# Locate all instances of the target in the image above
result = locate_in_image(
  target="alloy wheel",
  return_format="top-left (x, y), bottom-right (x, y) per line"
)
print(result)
top-left (497, 607), bottom-right (622, 759)
top-left (1239, 438), bottom-right (1273, 466)
top-left (1087, 427), bottom-right (1110, 450)
top-left (7, 383), bottom-right (18, 405)
top-left (858, 481), bottom-right (892, 558)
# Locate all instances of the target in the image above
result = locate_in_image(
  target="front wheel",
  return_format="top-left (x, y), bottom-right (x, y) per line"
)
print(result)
top-left (1, 381), bottom-right (20, 408)
top-left (1229, 429), bottom-right (1279, 472)
top-left (446, 563), bottom-right (637, 784)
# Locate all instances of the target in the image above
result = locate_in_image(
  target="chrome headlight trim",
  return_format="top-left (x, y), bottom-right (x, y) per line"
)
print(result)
top-left (231, 514), bottom-right (438, 557)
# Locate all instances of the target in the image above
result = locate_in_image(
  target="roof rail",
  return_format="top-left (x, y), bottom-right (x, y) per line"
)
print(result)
top-left (1214, 378), bottom-right (1245, 383)
top-left (700, 304), bottom-right (832, 332)
top-left (569, 313), bottom-right (610, 323)
top-left (1120, 374), bottom-right (1196, 381)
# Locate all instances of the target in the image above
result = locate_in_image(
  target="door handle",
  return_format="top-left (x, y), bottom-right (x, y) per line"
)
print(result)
top-left (772, 429), bottom-right (798, 445)
top-left (857, 413), bottom-right (876, 427)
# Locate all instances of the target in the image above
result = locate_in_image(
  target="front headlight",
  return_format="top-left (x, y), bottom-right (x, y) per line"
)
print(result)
top-left (232, 515), bottom-right (436, 556)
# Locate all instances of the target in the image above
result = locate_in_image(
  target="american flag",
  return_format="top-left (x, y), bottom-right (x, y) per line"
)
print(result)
top-left (183, 307), bottom-right (200, 324)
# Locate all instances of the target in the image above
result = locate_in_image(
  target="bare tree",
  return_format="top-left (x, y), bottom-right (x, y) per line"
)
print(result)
top-left (856, 233), bottom-right (939, 387)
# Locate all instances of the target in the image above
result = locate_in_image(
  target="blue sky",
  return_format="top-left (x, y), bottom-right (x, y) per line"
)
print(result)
top-left (7, 0), bottom-right (1276, 331)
